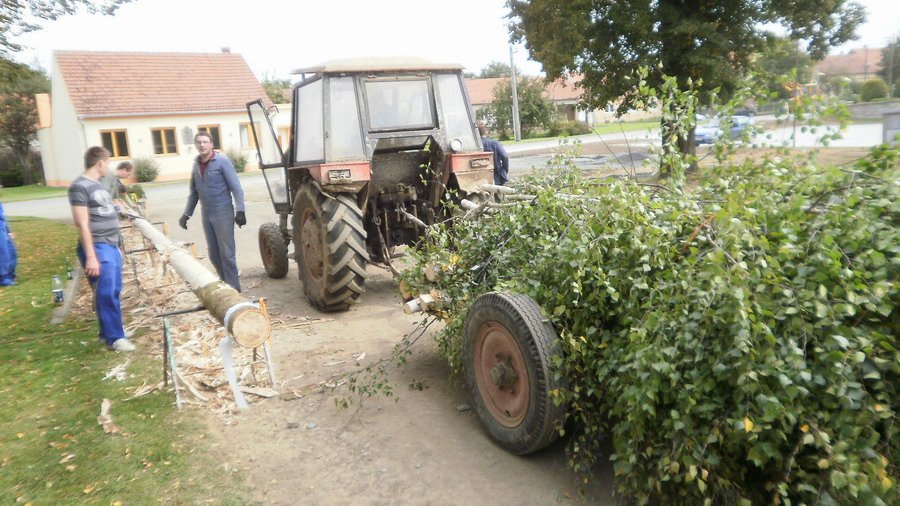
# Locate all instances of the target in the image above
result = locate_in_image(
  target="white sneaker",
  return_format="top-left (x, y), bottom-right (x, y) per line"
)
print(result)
top-left (110, 339), bottom-right (136, 352)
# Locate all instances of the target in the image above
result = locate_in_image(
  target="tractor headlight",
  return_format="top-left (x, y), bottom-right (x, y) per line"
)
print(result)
top-left (449, 138), bottom-right (463, 152)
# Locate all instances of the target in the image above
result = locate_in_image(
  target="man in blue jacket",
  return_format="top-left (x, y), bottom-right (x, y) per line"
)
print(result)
top-left (0, 185), bottom-right (17, 287)
top-left (179, 131), bottom-right (246, 291)
top-left (477, 122), bottom-right (510, 185)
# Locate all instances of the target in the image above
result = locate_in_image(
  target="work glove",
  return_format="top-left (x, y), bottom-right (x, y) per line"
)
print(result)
top-left (178, 214), bottom-right (189, 230)
top-left (235, 211), bottom-right (246, 228)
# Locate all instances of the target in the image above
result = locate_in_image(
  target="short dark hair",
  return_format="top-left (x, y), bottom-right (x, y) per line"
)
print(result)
top-left (194, 131), bottom-right (214, 144)
top-left (476, 122), bottom-right (487, 136)
top-left (84, 146), bottom-right (110, 169)
top-left (116, 161), bottom-right (133, 172)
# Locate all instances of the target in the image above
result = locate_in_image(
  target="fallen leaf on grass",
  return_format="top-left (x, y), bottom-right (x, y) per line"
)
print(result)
top-left (58, 453), bottom-right (75, 464)
top-left (83, 484), bottom-right (95, 494)
top-left (16, 432), bottom-right (24, 439)
top-left (97, 399), bottom-right (121, 434)
top-left (65, 465), bottom-right (76, 471)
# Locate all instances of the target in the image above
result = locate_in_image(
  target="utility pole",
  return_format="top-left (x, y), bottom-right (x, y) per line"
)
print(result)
top-left (509, 45), bottom-right (522, 141)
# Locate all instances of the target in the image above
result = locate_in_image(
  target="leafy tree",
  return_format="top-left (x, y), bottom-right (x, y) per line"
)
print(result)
top-left (877, 35), bottom-right (899, 88)
top-left (0, 62), bottom-right (49, 185)
top-left (1, 0), bottom-right (135, 56)
top-left (757, 35), bottom-right (815, 99)
top-left (478, 61), bottom-right (512, 78)
top-left (478, 77), bottom-right (556, 139)
top-left (508, 0), bottom-right (865, 165)
top-left (262, 75), bottom-right (291, 104)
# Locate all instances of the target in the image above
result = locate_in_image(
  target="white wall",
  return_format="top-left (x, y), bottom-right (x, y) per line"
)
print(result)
top-left (43, 64), bottom-right (88, 186)
top-left (80, 111), bottom-right (258, 182)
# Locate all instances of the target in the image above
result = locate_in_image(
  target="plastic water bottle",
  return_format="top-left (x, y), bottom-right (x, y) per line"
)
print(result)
top-left (52, 275), bottom-right (64, 304)
top-left (66, 259), bottom-right (74, 280)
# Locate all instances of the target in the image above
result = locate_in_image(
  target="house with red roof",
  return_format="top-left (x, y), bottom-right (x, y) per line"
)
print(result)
top-left (36, 49), bottom-right (269, 186)
top-left (465, 74), bottom-right (659, 127)
top-left (815, 47), bottom-right (884, 82)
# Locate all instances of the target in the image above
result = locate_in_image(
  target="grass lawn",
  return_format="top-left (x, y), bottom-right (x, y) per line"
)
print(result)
top-left (506, 120), bottom-right (658, 145)
top-left (0, 185), bottom-right (68, 203)
top-left (0, 217), bottom-right (245, 504)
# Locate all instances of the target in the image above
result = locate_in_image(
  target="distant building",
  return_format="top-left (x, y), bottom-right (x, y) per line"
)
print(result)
top-left (816, 47), bottom-right (884, 82)
top-left (36, 49), bottom-right (269, 186)
top-left (465, 75), bottom-right (659, 127)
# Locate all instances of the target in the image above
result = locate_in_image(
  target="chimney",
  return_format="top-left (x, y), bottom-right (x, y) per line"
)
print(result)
top-left (221, 47), bottom-right (231, 54)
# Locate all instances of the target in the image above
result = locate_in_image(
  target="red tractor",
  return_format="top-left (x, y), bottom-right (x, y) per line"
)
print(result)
top-left (247, 58), bottom-right (494, 311)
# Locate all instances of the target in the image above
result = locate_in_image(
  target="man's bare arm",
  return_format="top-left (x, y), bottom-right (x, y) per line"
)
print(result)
top-left (71, 205), bottom-right (100, 277)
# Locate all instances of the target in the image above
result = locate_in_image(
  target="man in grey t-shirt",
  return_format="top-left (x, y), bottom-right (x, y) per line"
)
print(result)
top-left (68, 146), bottom-right (135, 352)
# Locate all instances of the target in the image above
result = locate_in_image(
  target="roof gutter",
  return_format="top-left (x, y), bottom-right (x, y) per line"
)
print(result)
top-left (78, 108), bottom-right (249, 119)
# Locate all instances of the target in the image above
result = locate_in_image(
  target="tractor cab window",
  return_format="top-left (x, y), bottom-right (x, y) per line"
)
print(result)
top-left (295, 78), bottom-right (324, 162)
top-left (435, 73), bottom-right (478, 150)
top-left (364, 79), bottom-right (434, 131)
top-left (328, 77), bottom-right (365, 160)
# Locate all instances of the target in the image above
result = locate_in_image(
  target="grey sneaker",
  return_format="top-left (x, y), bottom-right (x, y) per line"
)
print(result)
top-left (110, 339), bottom-right (136, 352)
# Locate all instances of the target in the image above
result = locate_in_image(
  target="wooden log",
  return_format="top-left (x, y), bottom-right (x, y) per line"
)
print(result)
top-left (131, 217), bottom-right (271, 348)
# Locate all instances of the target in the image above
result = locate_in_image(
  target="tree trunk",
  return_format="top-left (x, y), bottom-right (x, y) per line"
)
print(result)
top-left (131, 217), bottom-right (271, 348)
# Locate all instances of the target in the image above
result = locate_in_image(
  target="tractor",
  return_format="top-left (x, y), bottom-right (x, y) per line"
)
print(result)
top-left (246, 58), bottom-right (494, 311)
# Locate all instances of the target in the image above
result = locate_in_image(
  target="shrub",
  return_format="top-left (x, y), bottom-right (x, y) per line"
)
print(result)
top-left (860, 79), bottom-right (889, 102)
top-left (132, 157), bottom-right (160, 182)
top-left (548, 120), bottom-right (594, 137)
top-left (401, 143), bottom-right (898, 504)
top-left (224, 148), bottom-right (248, 173)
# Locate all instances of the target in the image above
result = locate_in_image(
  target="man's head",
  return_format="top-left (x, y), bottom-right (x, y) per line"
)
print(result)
top-left (194, 131), bottom-right (214, 159)
top-left (84, 146), bottom-right (111, 174)
top-left (476, 122), bottom-right (487, 137)
top-left (115, 161), bottom-right (133, 179)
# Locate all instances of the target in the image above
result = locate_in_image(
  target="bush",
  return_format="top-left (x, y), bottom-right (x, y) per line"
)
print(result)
top-left (860, 79), bottom-right (889, 102)
top-left (132, 157), bottom-right (160, 182)
top-left (547, 120), bottom-right (594, 137)
top-left (224, 148), bottom-right (248, 173)
top-left (402, 144), bottom-right (898, 504)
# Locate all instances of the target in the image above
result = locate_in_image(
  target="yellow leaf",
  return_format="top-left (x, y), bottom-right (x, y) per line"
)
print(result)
top-left (83, 485), bottom-right (95, 494)
top-left (743, 417), bottom-right (754, 433)
top-left (882, 477), bottom-right (892, 489)
top-left (701, 468), bottom-right (709, 480)
top-left (16, 433), bottom-right (24, 439)
top-left (113, 501), bottom-right (123, 506)
top-left (800, 424), bottom-right (809, 433)
top-left (873, 404), bottom-right (885, 412)
top-left (66, 465), bottom-right (76, 471)
top-left (817, 459), bottom-right (830, 469)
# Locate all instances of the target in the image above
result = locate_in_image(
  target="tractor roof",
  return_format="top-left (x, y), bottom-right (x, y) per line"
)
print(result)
top-left (292, 57), bottom-right (464, 75)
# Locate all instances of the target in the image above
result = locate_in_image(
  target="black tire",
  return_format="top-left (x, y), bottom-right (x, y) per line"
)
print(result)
top-left (292, 184), bottom-right (368, 311)
top-left (462, 292), bottom-right (566, 455)
top-left (258, 222), bottom-right (289, 279)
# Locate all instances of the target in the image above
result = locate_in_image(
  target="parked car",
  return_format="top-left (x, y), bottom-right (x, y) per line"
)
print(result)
top-left (695, 115), bottom-right (753, 144)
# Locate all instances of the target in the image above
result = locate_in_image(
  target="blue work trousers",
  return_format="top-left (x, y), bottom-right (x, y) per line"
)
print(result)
top-left (0, 225), bottom-right (16, 286)
top-left (202, 214), bottom-right (241, 292)
top-left (77, 242), bottom-right (125, 344)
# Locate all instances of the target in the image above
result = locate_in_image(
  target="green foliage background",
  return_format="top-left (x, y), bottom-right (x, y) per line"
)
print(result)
top-left (402, 143), bottom-right (898, 503)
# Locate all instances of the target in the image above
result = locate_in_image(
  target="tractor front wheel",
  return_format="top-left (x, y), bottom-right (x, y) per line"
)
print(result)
top-left (292, 184), bottom-right (368, 311)
top-left (258, 222), bottom-right (289, 279)
top-left (463, 292), bottom-right (566, 455)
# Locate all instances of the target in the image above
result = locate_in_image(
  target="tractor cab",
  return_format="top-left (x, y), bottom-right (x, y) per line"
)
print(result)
top-left (247, 58), bottom-right (494, 311)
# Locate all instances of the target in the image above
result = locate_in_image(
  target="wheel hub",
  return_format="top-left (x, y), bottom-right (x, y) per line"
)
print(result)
top-left (299, 208), bottom-right (324, 279)
top-left (473, 322), bottom-right (530, 428)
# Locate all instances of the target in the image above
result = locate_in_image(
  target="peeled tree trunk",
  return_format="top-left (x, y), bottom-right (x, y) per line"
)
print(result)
top-left (131, 217), bottom-right (270, 348)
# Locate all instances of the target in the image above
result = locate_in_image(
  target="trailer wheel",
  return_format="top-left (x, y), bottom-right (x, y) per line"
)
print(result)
top-left (258, 222), bottom-right (289, 279)
top-left (463, 292), bottom-right (566, 455)
top-left (292, 184), bottom-right (368, 311)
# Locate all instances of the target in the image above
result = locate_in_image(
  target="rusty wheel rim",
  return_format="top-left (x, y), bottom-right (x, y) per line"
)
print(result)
top-left (473, 321), bottom-right (530, 428)
top-left (261, 233), bottom-right (275, 268)
top-left (300, 208), bottom-right (324, 280)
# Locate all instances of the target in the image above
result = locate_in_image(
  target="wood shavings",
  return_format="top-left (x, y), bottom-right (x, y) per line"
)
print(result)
top-left (102, 361), bottom-right (130, 382)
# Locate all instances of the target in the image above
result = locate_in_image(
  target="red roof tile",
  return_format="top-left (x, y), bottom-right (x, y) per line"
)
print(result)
top-left (816, 47), bottom-right (884, 77)
top-left (55, 50), bottom-right (268, 117)
top-left (466, 75), bottom-right (584, 105)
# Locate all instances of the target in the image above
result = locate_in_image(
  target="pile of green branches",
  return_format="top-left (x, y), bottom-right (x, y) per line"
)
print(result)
top-left (401, 144), bottom-right (898, 504)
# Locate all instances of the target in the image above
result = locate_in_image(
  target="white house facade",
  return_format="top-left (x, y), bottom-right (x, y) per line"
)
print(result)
top-left (37, 50), bottom-right (270, 186)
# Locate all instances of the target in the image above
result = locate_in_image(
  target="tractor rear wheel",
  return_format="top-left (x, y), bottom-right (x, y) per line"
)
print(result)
top-left (463, 292), bottom-right (566, 455)
top-left (258, 222), bottom-right (289, 279)
top-left (292, 184), bottom-right (368, 311)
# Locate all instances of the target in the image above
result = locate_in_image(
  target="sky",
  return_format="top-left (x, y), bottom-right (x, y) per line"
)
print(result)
top-left (10, 0), bottom-right (899, 81)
